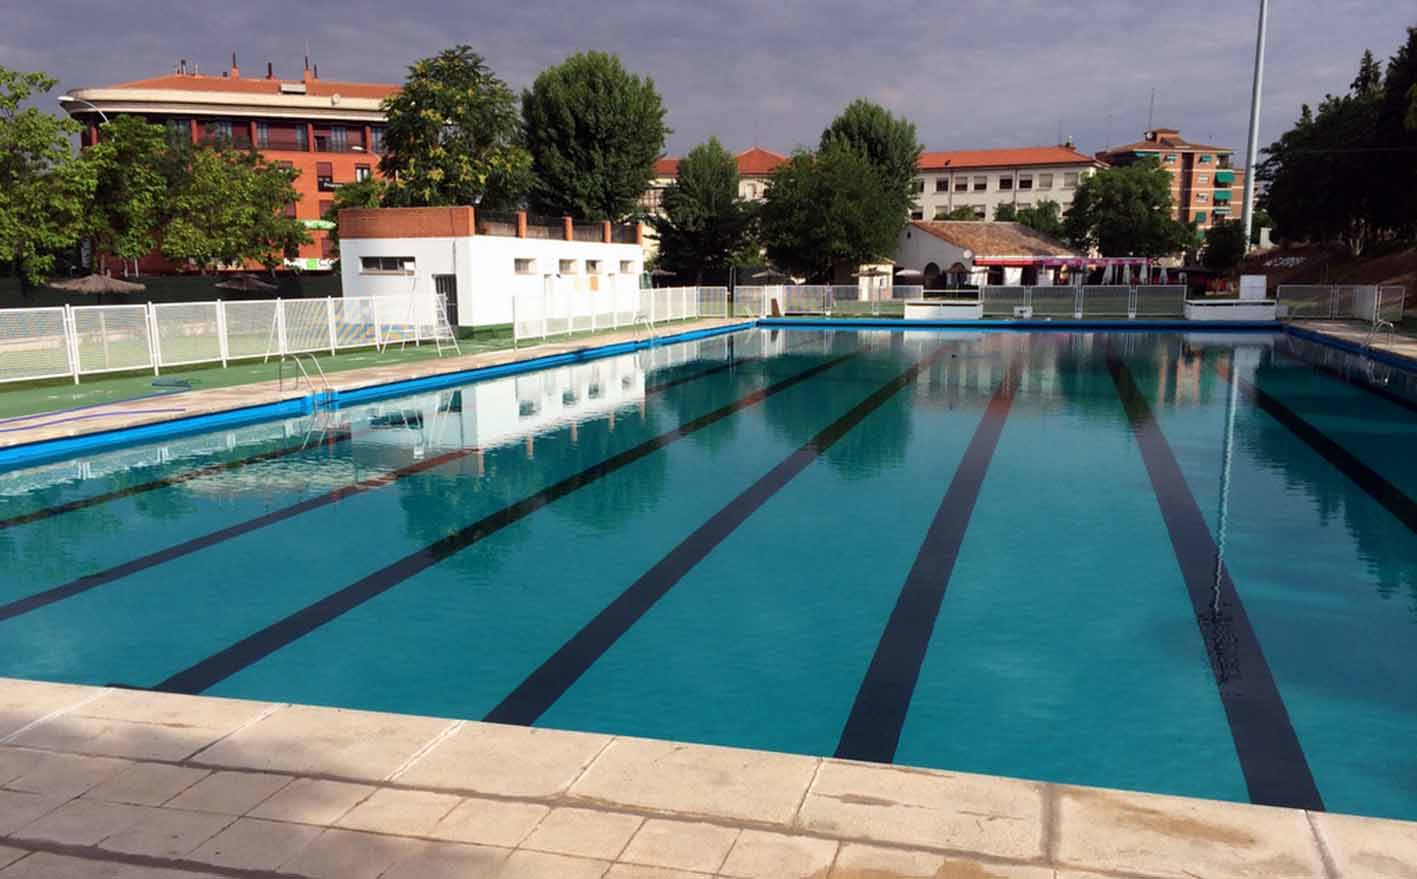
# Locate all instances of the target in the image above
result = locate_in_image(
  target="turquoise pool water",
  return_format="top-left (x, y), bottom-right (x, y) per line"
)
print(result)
top-left (2, 327), bottom-right (1416, 820)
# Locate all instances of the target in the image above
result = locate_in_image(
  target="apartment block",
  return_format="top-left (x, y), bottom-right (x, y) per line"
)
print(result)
top-left (1095, 128), bottom-right (1245, 230)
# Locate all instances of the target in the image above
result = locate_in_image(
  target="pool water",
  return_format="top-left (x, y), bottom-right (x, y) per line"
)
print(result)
top-left (2, 327), bottom-right (1416, 820)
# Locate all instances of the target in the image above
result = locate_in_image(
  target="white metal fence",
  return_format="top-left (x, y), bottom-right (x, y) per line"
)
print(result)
top-left (512, 286), bottom-right (728, 344)
top-left (1276, 284), bottom-right (1407, 322)
top-left (0, 293), bottom-right (447, 386)
top-left (977, 285), bottom-right (1185, 319)
top-left (732, 285), bottom-right (926, 317)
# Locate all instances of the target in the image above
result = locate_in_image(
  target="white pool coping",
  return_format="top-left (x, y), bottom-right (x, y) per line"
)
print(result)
top-left (1, 678), bottom-right (1412, 878)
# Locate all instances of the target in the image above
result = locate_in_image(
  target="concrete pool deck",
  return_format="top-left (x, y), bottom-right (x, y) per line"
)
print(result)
top-left (0, 319), bottom-right (745, 452)
top-left (1, 679), bottom-right (1414, 879)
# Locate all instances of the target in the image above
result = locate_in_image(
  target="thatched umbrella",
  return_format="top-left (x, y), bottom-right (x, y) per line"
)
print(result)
top-left (214, 274), bottom-right (279, 292)
top-left (48, 274), bottom-right (146, 294)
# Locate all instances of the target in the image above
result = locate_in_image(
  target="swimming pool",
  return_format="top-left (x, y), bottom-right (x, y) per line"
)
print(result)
top-left (2, 327), bottom-right (1415, 821)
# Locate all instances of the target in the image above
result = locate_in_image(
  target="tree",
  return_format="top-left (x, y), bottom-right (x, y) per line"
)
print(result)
top-left (1352, 49), bottom-right (1383, 96)
top-left (1015, 200), bottom-right (1066, 240)
top-left (1203, 221), bottom-right (1248, 272)
top-left (819, 99), bottom-right (922, 215)
top-left (83, 114), bottom-right (170, 274)
top-left (379, 46), bottom-right (531, 211)
top-left (0, 66), bottom-right (96, 286)
top-left (759, 141), bottom-right (903, 280)
top-left (1063, 159), bottom-right (1192, 256)
top-left (993, 203), bottom-right (1017, 222)
top-left (522, 51), bottom-right (669, 221)
top-left (939, 206), bottom-right (978, 220)
top-left (161, 146), bottom-right (307, 272)
top-left (647, 138), bottom-right (756, 282)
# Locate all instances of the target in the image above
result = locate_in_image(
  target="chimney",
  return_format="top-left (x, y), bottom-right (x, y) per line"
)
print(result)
top-left (313, 63), bottom-right (319, 80)
top-left (303, 55), bottom-right (313, 85)
top-left (230, 52), bottom-right (239, 79)
top-left (178, 58), bottom-right (187, 75)
top-left (266, 61), bottom-right (273, 79)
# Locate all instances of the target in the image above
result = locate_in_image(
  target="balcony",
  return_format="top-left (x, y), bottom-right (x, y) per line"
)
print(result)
top-left (1212, 189), bottom-right (1232, 202)
top-left (1214, 170), bottom-right (1236, 185)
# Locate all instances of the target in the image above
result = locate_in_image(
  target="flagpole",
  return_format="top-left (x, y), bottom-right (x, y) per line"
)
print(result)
top-left (1241, 0), bottom-right (1269, 250)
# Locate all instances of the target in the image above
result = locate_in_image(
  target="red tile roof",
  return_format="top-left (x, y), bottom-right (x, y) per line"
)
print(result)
top-left (917, 145), bottom-right (1100, 171)
top-left (653, 147), bottom-right (788, 179)
top-left (96, 73), bottom-right (400, 100)
top-left (910, 221), bottom-right (1076, 258)
top-left (1097, 129), bottom-right (1233, 158)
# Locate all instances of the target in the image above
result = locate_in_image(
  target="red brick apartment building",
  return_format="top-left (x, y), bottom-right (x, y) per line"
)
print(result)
top-left (1095, 128), bottom-right (1246, 230)
top-left (61, 58), bottom-right (399, 271)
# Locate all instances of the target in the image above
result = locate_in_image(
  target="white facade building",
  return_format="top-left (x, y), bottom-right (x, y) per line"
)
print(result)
top-left (339, 208), bottom-right (645, 329)
top-left (911, 145), bottom-right (1105, 222)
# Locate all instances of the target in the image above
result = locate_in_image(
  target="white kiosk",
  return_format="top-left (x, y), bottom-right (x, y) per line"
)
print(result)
top-left (1183, 275), bottom-right (1278, 321)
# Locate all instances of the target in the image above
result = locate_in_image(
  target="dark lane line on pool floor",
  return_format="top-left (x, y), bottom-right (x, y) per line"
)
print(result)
top-left (1108, 354), bottom-right (1324, 812)
top-left (833, 366), bottom-right (1019, 764)
top-left (484, 344), bottom-right (954, 727)
top-left (0, 347), bottom-right (800, 623)
top-left (153, 351), bottom-right (861, 695)
top-left (0, 428), bottom-right (353, 532)
top-left (1214, 359), bottom-right (1417, 537)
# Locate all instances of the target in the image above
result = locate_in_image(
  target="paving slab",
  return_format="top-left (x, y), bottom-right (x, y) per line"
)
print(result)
top-left (247, 777), bottom-right (374, 826)
top-left (521, 807), bottom-right (644, 861)
top-left (0, 846), bottom-right (28, 870)
top-left (0, 790), bottom-right (65, 836)
top-left (280, 827), bottom-right (423, 879)
top-left (496, 849), bottom-right (612, 879)
top-left (397, 721), bottom-right (611, 797)
top-left (0, 748), bottom-right (46, 787)
top-left (570, 737), bottom-right (819, 825)
top-left (619, 819), bottom-right (739, 874)
top-left (0, 679), bottom-right (97, 741)
top-left (1309, 811), bottom-right (1417, 879)
top-left (9, 691), bottom-right (276, 762)
top-left (430, 796), bottom-right (550, 848)
top-left (831, 843), bottom-right (1052, 878)
top-left (381, 840), bottom-right (509, 879)
top-left (186, 816), bottom-right (321, 871)
top-left (604, 864), bottom-right (711, 879)
top-left (3, 751), bottom-right (130, 799)
top-left (1052, 785), bottom-right (1327, 879)
top-left (334, 787), bottom-right (462, 836)
top-left (164, 770), bottom-right (290, 815)
top-left (797, 761), bottom-right (1045, 861)
top-left (97, 807), bottom-right (233, 858)
top-left (718, 829), bottom-right (838, 879)
top-left (192, 704), bottom-right (450, 779)
top-left (12, 798), bottom-right (151, 846)
top-left (85, 763), bottom-right (210, 806)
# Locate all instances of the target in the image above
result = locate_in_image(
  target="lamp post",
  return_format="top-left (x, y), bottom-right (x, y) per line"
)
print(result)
top-left (56, 95), bottom-right (109, 124)
top-left (1240, 0), bottom-right (1269, 250)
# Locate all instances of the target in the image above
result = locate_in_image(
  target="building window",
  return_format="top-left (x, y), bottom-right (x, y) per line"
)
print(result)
top-left (1196, 193), bottom-right (1208, 203)
top-left (998, 175), bottom-right (1013, 191)
top-left (954, 177), bottom-right (968, 192)
top-left (164, 118), bottom-right (192, 143)
top-left (933, 206), bottom-right (952, 220)
top-left (317, 162), bottom-right (335, 192)
top-left (282, 201), bottom-right (297, 219)
top-left (1038, 173), bottom-right (1054, 189)
top-left (255, 122), bottom-right (269, 148)
top-left (972, 205), bottom-right (986, 219)
top-left (369, 127), bottom-right (384, 153)
top-left (911, 179), bottom-right (924, 194)
top-left (355, 165), bottom-right (372, 182)
top-left (1063, 172), bottom-right (1079, 189)
top-left (360, 256), bottom-right (414, 273)
top-left (910, 209), bottom-right (924, 220)
top-left (201, 119), bottom-right (233, 145)
top-left (319, 199), bottom-right (334, 220)
top-left (1164, 154), bottom-right (1177, 163)
top-left (515, 258), bottom-right (536, 274)
top-left (1199, 154), bottom-right (1213, 164)
top-left (1018, 174), bottom-right (1033, 190)
top-left (934, 177), bottom-right (948, 192)
top-left (1197, 174), bottom-right (1209, 184)
top-left (1193, 211), bottom-right (1207, 223)
top-left (746, 183), bottom-right (758, 198)
top-left (973, 176), bottom-right (988, 192)
top-left (559, 259), bottom-right (576, 274)
top-left (586, 259), bottom-right (601, 274)
top-left (321, 236), bottom-right (337, 259)
top-left (619, 260), bottom-right (634, 273)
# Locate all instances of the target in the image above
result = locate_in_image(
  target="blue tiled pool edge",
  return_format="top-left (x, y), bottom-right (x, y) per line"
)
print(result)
top-left (0, 321), bottom-right (752, 471)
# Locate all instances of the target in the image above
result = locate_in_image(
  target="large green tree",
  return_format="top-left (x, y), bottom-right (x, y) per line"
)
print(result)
top-left (0, 67), bottom-right (96, 286)
top-left (1016, 199), bottom-right (1066, 240)
top-left (161, 146), bottom-right (307, 272)
top-left (819, 98), bottom-right (922, 216)
top-left (759, 141), bottom-right (903, 280)
top-left (1062, 159), bottom-right (1192, 256)
top-left (379, 46), bottom-right (532, 211)
top-left (522, 51), bottom-right (668, 221)
top-left (83, 114), bottom-right (171, 275)
top-left (1203, 220), bottom-right (1248, 272)
top-left (647, 138), bottom-right (756, 282)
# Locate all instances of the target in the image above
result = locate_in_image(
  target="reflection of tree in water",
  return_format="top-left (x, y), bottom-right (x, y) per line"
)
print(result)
top-left (1241, 355), bottom-right (1417, 613)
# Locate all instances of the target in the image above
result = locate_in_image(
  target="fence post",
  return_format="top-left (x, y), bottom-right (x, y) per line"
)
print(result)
top-left (63, 304), bottom-right (81, 384)
top-left (326, 297), bottom-right (338, 356)
top-left (276, 299), bottom-right (288, 356)
top-left (1074, 287), bottom-right (1083, 320)
top-left (1128, 286), bottom-right (1138, 320)
top-left (216, 300), bottom-right (229, 367)
top-left (371, 298), bottom-right (383, 351)
top-left (147, 303), bottom-right (162, 375)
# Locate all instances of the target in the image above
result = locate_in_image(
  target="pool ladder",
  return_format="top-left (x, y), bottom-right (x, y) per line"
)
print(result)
top-left (1364, 318), bottom-right (1396, 352)
top-left (278, 353), bottom-right (334, 406)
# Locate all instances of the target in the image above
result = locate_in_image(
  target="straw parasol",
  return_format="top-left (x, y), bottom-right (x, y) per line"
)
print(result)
top-left (48, 274), bottom-right (146, 294)
top-left (214, 273), bottom-right (279, 292)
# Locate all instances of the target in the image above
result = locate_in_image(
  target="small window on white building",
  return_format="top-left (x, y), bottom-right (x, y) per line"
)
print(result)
top-left (1018, 174), bottom-right (1033, 190)
top-left (1038, 173), bottom-right (1054, 189)
top-left (933, 206), bottom-right (952, 220)
top-left (586, 260), bottom-right (601, 274)
top-left (559, 259), bottom-right (577, 274)
top-left (910, 208), bottom-right (924, 220)
top-left (514, 258), bottom-right (536, 274)
top-left (911, 178), bottom-right (924, 194)
top-left (1063, 172), bottom-right (1079, 189)
top-left (360, 256), bottom-right (414, 273)
top-left (972, 205), bottom-right (986, 219)
top-left (954, 177), bottom-right (969, 192)
top-left (998, 175), bottom-right (1013, 191)
top-left (619, 260), bottom-right (634, 273)
top-left (973, 176), bottom-right (988, 192)
top-left (934, 177), bottom-right (948, 192)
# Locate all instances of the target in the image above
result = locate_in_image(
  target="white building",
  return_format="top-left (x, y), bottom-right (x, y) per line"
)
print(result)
top-left (895, 221), bottom-right (1079, 287)
top-left (911, 145), bottom-right (1105, 222)
top-left (339, 207), bottom-right (645, 329)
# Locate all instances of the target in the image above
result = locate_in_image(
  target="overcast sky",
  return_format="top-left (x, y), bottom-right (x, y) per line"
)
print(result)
top-left (5, 0), bottom-right (1411, 164)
